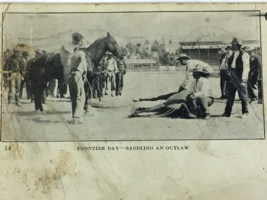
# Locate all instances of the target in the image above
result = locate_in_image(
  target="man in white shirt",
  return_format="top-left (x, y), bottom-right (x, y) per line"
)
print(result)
top-left (105, 51), bottom-right (118, 97)
top-left (68, 32), bottom-right (88, 119)
top-left (176, 54), bottom-right (213, 92)
top-left (223, 37), bottom-right (250, 118)
top-left (187, 65), bottom-right (214, 119)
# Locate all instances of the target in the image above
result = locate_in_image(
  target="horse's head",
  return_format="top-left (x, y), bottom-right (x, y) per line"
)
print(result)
top-left (105, 32), bottom-right (122, 57)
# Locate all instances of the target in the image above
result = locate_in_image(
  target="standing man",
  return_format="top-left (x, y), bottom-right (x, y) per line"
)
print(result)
top-left (3, 49), bottom-right (24, 106)
top-left (244, 46), bottom-right (261, 103)
top-left (116, 54), bottom-right (127, 96)
top-left (176, 53), bottom-right (213, 92)
top-left (222, 38), bottom-right (250, 117)
top-left (68, 32), bottom-right (88, 119)
top-left (105, 52), bottom-right (118, 97)
top-left (218, 46), bottom-right (232, 99)
top-left (19, 51), bottom-right (30, 99)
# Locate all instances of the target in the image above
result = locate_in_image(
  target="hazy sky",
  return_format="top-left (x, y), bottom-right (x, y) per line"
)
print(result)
top-left (3, 11), bottom-right (260, 52)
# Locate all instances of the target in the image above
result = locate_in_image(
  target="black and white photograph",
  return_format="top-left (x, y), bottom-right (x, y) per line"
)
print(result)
top-left (1, 11), bottom-right (264, 141)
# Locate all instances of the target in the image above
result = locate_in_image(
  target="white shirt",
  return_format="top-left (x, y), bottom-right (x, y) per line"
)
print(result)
top-left (70, 50), bottom-right (87, 73)
top-left (181, 60), bottom-right (213, 90)
top-left (189, 77), bottom-right (213, 97)
top-left (231, 50), bottom-right (250, 80)
top-left (106, 58), bottom-right (118, 72)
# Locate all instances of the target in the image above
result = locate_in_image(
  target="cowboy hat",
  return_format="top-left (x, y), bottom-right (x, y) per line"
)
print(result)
top-left (13, 48), bottom-right (20, 53)
top-left (225, 44), bottom-right (233, 50)
top-left (218, 47), bottom-right (228, 54)
top-left (241, 45), bottom-right (255, 52)
top-left (189, 64), bottom-right (210, 75)
top-left (35, 48), bottom-right (42, 55)
top-left (176, 53), bottom-right (190, 60)
top-left (231, 37), bottom-right (243, 46)
top-left (72, 32), bottom-right (84, 45)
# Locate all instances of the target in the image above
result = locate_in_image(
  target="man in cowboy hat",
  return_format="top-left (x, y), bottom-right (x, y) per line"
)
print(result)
top-left (243, 46), bottom-right (261, 103)
top-left (176, 53), bottom-right (213, 93)
top-left (222, 37), bottom-right (250, 118)
top-left (218, 46), bottom-right (232, 99)
top-left (130, 64), bottom-right (213, 119)
top-left (35, 49), bottom-right (42, 57)
top-left (68, 32), bottom-right (89, 119)
top-left (105, 51), bottom-right (118, 97)
top-left (3, 48), bottom-right (23, 106)
top-left (187, 65), bottom-right (214, 119)
top-left (115, 53), bottom-right (127, 96)
top-left (19, 51), bottom-right (30, 99)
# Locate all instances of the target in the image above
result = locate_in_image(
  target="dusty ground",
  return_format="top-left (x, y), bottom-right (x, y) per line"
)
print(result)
top-left (1, 72), bottom-right (265, 141)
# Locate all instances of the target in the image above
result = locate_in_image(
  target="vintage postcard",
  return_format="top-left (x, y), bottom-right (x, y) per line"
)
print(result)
top-left (0, 3), bottom-right (267, 200)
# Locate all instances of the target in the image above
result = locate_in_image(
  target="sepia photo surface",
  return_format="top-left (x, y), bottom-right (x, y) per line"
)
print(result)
top-left (0, 3), bottom-right (267, 200)
top-left (1, 10), bottom-right (264, 141)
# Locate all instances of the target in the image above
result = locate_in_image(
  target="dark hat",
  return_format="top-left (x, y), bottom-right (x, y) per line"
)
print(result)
top-left (189, 64), bottom-right (210, 75)
top-left (72, 32), bottom-right (84, 45)
top-left (176, 53), bottom-right (190, 60)
top-left (22, 51), bottom-right (29, 56)
top-left (231, 37), bottom-right (242, 46)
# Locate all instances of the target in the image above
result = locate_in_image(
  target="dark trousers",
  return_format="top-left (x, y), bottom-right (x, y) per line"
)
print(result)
top-left (115, 71), bottom-right (124, 95)
top-left (220, 69), bottom-right (228, 97)
top-left (258, 79), bottom-right (262, 103)
top-left (92, 76), bottom-right (103, 100)
top-left (20, 78), bottom-right (30, 99)
top-left (224, 71), bottom-right (249, 116)
top-left (247, 71), bottom-right (258, 101)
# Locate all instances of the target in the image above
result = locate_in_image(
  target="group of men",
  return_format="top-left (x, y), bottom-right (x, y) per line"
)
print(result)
top-left (3, 48), bottom-right (47, 106)
top-left (219, 38), bottom-right (262, 105)
top-left (96, 51), bottom-right (127, 99)
top-left (131, 37), bottom-right (261, 119)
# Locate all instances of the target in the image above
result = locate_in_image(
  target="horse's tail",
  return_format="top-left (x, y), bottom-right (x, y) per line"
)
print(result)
top-left (60, 45), bottom-right (71, 82)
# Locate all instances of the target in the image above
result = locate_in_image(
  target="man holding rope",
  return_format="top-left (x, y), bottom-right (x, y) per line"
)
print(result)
top-left (222, 37), bottom-right (250, 118)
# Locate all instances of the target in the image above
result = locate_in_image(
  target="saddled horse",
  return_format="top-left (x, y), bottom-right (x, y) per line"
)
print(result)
top-left (27, 53), bottom-right (66, 111)
top-left (29, 32), bottom-right (122, 112)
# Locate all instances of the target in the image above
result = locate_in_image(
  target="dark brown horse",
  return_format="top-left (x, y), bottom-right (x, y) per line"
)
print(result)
top-left (29, 32), bottom-right (121, 112)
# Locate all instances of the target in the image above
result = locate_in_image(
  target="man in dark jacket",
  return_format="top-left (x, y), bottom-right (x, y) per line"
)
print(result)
top-left (116, 54), bottom-right (127, 96)
top-left (222, 38), bottom-right (250, 118)
top-left (3, 49), bottom-right (24, 106)
top-left (244, 46), bottom-right (261, 103)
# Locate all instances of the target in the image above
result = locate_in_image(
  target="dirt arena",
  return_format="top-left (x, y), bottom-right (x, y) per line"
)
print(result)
top-left (1, 72), bottom-right (265, 141)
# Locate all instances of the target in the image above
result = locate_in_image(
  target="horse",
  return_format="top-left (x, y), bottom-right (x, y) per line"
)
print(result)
top-left (27, 53), bottom-right (66, 111)
top-left (29, 32), bottom-right (121, 112)
top-left (60, 32), bottom-right (122, 112)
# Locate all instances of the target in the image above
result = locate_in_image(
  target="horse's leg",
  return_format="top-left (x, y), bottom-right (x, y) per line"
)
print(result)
top-left (38, 83), bottom-right (47, 112)
top-left (31, 80), bottom-right (41, 111)
top-left (83, 74), bottom-right (93, 112)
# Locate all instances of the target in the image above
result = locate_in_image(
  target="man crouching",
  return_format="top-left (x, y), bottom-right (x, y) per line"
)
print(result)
top-left (187, 65), bottom-right (214, 119)
top-left (130, 64), bottom-right (214, 119)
